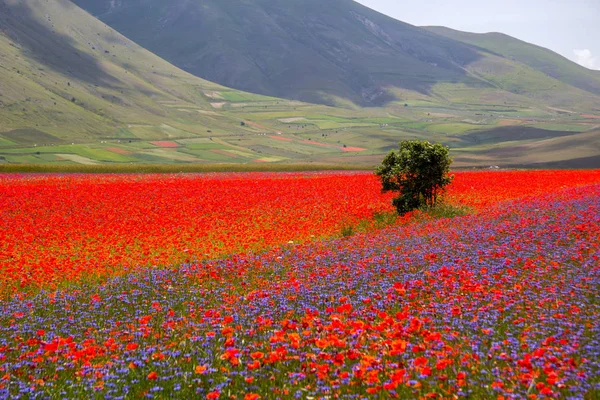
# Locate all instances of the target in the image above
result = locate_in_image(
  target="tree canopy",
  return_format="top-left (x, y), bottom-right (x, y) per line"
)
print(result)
top-left (376, 140), bottom-right (453, 215)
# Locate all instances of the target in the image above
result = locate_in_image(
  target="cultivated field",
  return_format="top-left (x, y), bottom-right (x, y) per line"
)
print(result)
top-left (0, 170), bottom-right (599, 398)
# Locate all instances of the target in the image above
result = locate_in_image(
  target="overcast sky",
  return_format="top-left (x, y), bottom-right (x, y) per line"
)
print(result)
top-left (356, 0), bottom-right (600, 70)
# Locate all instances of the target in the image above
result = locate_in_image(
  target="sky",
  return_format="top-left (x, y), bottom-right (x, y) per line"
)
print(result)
top-left (356, 0), bottom-right (600, 70)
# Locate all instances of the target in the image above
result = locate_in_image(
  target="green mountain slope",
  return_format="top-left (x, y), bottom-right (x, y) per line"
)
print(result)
top-left (72, 0), bottom-right (489, 106)
top-left (72, 0), bottom-right (600, 112)
top-left (0, 0), bottom-right (287, 144)
top-left (1, 0), bottom-right (358, 165)
top-left (424, 26), bottom-right (600, 97)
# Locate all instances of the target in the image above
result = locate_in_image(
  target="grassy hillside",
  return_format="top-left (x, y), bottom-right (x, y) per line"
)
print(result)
top-left (0, 0), bottom-right (260, 141)
top-left (450, 127), bottom-right (600, 168)
top-left (72, 0), bottom-right (487, 106)
top-left (424, 26), bottom-right (600, 99)
top-left (0, 0), bottom-right (347, 163)
top-left (0, 0), bottom-right (598, 168)
top-left (72, 0), bottom-right (600, 113)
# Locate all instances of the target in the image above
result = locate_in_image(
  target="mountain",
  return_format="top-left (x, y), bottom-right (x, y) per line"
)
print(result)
top-left (424, 26), bottom-right (600, 97)
top-left (72, 0), bottom-right (600, 111)
top-left (71, 0), bottom-right (488, 106)
top-left (0, 0), bottom-right (289, 144)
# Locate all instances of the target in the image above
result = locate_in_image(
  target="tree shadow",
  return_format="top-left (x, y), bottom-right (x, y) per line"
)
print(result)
top-left (0, 0), bottom-right (118, 86)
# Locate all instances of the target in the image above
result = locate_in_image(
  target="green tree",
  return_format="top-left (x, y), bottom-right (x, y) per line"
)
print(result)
top-left (376, 140), bottom-right (453, 215)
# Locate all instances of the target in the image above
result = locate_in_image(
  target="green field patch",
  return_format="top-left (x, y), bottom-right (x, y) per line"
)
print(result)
top-left (74, 146), bottom-right (135, 162)
top-left (305, 114), bottom-right (356, 122)
top-left (2, 154), bottom-right (50, 164)
top-left (528, 123), bottom-right (591, 132)
top-left (131, 153), bottom-right (184, 164)
top-left (241, 111), bottom-right (306, 121)
top-left (426, 123), bottom-right (484, 135)
top-left (222, 149), bottom-right (257, 159)
top-left (0, 145), bottom-right (137, 162)
top-left (72, 148), bottom-right (137, 162)
top-left (185, 143), bottom-right (228, 150)
top-left (400, 122), bottom-right (432, 130)
top-left (126, 125), bottom-right (190, 140)
top-left (113, 141), bottom-right (154, 149)
top-left (45, 153), bottom-right (69, 162)
top-left (452, 138), bottom-right (540, 152)
top-left (305, 120), bottom-right (373, 129)
top-left (68, 146), bottom-right (138, 162)
top-left (220, 91), bottom-right (278, 103)
top-left (0, 136), bottom-right (17, 146)
top-left (220, 92), bottom-right (250, 102)
top-left (25, 153), bottom-right (63, 162)
top-left (360, 117), bottom-right (410, 124)
top-left (0, 147), bottom-right (49, 155)
top-left (379, 128), bottom-right (450, 143)
top-left (160, 124), bottom-right (189, 137)
top-left (302, 115), bottom-right (404, 125)
top-left (281, 143), bottom-right (344, 155)
top-left (176, 138), bottom-right (215, 145)
top-left (241, 144), bottom-right (298, 159)
top-left (141, 149), bottom-right (201, 162)
top-left (251, 136), bottom-right (345, 155)
top-left (510, 109), bottom-right (551, 117)
top-left (458, 126), bottom-right (584, 147)
top-left (2, 129), bottom-right (63, 145)
top-left (178, 148), bottom-right (232, 161)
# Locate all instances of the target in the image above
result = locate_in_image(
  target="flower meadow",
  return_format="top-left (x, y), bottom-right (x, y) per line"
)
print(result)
top-left (0, 170), bottom-right (599, 399)
top-left (2, 170), bottom-right (600, 294)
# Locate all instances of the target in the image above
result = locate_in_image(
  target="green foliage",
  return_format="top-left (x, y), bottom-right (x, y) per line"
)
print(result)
top-left (412, 202), bottom-right (471, 223)
top-left (371, 211), bottom-right (398, 228)
top-left (339, 211), bottom-right (398, 238)
top-left (340, 225), bottom-right (355, 238)
top-left (376, 140), bottom-right (453, 215)
top-left (420, 203), bottom-right (470, 219)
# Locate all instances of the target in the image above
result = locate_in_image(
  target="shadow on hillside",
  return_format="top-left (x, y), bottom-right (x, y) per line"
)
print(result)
top-left (456, 126), bottom-right (584, 146)
top-left (0, 0), bottom-right (118, 86)
top-left (510, 155), bottom-right (600, 169)
top-left (63, 0), bottom-right (485, 107)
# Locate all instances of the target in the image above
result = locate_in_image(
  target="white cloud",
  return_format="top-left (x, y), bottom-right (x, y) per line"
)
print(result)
top-left (573, 49), bottom-right (600, 70)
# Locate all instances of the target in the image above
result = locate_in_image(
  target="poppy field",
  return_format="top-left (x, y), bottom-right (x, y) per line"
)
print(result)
top-left (0, 170), bottom-right (599, 398)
